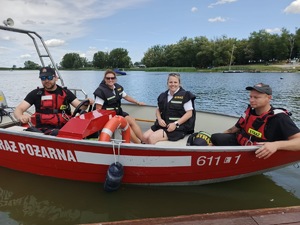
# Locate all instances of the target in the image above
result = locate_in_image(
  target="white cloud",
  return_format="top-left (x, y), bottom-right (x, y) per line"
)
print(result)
top-left (265, 28), bottom-right (282, 34)
top-left (20, 54), bottom-right (31, 58)
top-left (45, 39), bottom-right (65, 47)
top-left (208, 0), bottom-right (238, 8)
top-left (284, 0), bottom-right (300, 14)
top-left (1, 36), bottom-right (16, 41)
top-left (208, 17), bottom-right (227, 22)
top-left (191, 7), bottom-right (198, 13)
top-left (0, 46), bottom-right (9, 51)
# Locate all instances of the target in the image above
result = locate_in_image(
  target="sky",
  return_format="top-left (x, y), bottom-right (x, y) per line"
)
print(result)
top-left (0, 0), bottom-right (300, 68)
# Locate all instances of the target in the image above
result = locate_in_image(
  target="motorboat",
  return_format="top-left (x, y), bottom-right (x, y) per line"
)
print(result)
top-left (1, 20), bottom-right (300, 187)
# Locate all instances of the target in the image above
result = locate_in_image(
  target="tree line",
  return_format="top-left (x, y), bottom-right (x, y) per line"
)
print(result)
top-left (23, 27), bottom-right (300, 69)
top-left (142, 28), bottom-right (300, 68)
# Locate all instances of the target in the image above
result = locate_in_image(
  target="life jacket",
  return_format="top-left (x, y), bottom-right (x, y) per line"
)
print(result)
top-left (236, 105), bottom-right (289, 145)
top-left (93, 81), bottom-right (124, 115)
top-left (157, 87), bottom-right (196, 134)
top-left (31, 87), bottom-right (71, 128)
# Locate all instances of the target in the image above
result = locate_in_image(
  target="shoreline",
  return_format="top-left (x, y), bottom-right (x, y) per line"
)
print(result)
top-left (1, 63), bottom-right (300, 73)
top-left (85, 206), bottom-right (300, 225)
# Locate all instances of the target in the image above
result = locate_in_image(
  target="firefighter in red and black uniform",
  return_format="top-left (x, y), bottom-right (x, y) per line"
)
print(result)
top-left (14, 67), bottom-right (93, 135)
top-left (211, 83), bottom-right (300, 159)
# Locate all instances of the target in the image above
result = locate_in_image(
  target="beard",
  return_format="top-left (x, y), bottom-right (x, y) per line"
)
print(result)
top-left (43, 82), bottom-right (56, 91)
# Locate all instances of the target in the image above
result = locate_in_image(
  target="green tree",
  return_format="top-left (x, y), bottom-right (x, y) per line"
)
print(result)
top-left (24, 60), bottom-right (40, 69)
top-left (93, 51), bottom-right (109, 69)
top-left (61, 53), bottom-right (83, 69)
top-left (142, 45), bottom-right (167, 67)
top-left (193, 36), bottom-right (213, 68)
top-left (80, 57), bottom-right (92, 68)
top-left (280, 28), bottom-right (295, 60)
top-left (294, 27), bottom-right (300, 59)
top-left (108, 48), bottom-right (131, 68)
top-left (174, 37), bottom-right (199, 67)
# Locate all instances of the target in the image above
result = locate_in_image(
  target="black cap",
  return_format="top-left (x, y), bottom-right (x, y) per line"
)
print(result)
top-left (39, 67), bottom-right (55, 77)
top-left (246, 83), bottom-right (272, 95)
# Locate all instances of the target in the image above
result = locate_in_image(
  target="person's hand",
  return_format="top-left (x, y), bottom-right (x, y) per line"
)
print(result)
top-left (158, 119), bottom-right (167, 127)
top-left (87, 98), bottom-right (94, 105)
top-left (255, 142), bottom-right (278, 159)
top-left (18, 114), bottom-right (31, 124)
top-left (167, 122), bottom-right (176, 132)
top-left (136, 101), bottom-right (145, 106)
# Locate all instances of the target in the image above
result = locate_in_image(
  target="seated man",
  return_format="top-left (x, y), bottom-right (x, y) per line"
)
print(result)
top-left (14, 67), bottom-right (93, 135)
top-left (211, 83), bottom-right (300, 159)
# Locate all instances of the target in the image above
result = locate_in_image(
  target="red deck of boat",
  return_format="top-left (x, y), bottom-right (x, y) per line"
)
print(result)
top-left (80, 206), bottom-right (300, 225)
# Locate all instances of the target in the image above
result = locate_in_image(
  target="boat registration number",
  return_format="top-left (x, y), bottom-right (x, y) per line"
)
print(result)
top-left (196, 155), bottom-right (241, 166)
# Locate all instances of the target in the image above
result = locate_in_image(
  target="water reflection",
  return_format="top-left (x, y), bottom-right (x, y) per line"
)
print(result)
top-left (0, 166), bottom-right (300, 225)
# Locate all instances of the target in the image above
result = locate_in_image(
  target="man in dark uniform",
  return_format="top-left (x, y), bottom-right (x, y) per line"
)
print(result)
top-left (211, 83), bottom-right (300, 159)
top-left (14, 67), bottom-right (93, 135)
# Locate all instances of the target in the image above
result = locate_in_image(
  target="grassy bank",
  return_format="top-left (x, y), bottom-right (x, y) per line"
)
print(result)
top-left (1, 63), bottom-right (300, 73)
top-left (130, 64), bottom-right (300, 73)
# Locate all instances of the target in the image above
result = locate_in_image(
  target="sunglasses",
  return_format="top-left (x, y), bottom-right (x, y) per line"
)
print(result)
top-left (105, 77), bottom-right (116, 80)
top-left (40, 75), bottom-right (54, 81)
top-left (168, 73), bottom-right (180, 77)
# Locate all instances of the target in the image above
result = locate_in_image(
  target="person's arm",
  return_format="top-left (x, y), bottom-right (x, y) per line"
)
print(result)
top-left (256, 132), bottom-right (300, 159)
top-left (167, 110), bottom-right (193, 132)
top-left (123, 95), bottom-right (145, 106)
top-left (156, 108), bottom-right (167, 128)
top-left (94, 96), bottom-right (104, 110)
top-left (95, 104), bottom-right (103, 110)
top-left (224, 125), bottom-right (240, 134)
top-left (70, 98), bottom-right (94, 110)
top-left (13, 100), bottom-right (31, 124)
top-left (175, 110), bottom-right (193, 127)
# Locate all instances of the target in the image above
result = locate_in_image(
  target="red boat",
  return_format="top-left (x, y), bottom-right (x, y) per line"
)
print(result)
top-left (1, 103), bottom-right (300, 185)
top-left (1, 20), bottom-right (300, 186)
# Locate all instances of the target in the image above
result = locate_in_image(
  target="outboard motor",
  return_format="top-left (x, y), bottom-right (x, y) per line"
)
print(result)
top-left (0, 90), bottom-right (8, 109)
top-left (0, 90), bottom-right (8, 123)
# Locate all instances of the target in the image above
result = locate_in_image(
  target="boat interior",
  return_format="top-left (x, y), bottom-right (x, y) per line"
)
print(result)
top-left (0, 88), bottom-right (238, 147)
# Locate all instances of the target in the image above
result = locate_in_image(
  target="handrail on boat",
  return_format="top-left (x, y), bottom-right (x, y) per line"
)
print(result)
top-left (69, 88), bottom-right (88, 100)
top-left (0, 24), bottom-right (64, 86)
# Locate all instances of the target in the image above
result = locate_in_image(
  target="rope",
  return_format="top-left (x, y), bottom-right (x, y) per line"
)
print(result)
top-left (111, 139), bottom-right (122, 165)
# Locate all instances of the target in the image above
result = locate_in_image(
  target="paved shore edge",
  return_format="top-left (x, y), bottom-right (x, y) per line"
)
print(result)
top-left (80, 206), bottom-right (300, 225)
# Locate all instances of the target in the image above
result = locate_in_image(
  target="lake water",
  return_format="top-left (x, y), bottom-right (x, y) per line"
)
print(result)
top-left (1, 70), bottom-right (300, 225)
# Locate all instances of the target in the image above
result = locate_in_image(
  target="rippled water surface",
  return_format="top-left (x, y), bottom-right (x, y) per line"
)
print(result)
top-left (2, 70), bottom-right (300, 125)
top-left (0, 70), bottom-right (300, 225)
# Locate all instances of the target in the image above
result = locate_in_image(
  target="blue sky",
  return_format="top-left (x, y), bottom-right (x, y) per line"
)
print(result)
top-left (0, 0), bottom-right (300, 67)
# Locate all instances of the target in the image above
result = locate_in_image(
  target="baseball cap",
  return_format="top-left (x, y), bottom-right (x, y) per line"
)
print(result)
top-left (246, 83), bottom-right (272, 95)
top-left (39, 67), bottom-right (55, 78)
